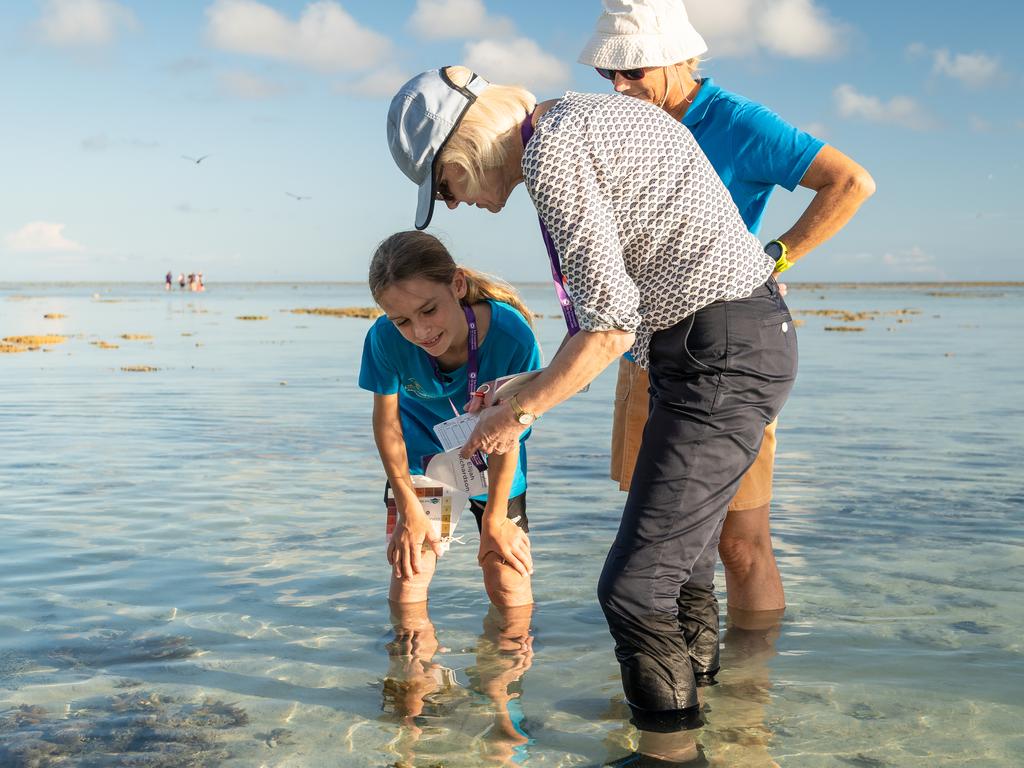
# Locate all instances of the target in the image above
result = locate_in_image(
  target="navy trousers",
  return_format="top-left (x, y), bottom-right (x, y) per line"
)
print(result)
top-left (598, 279), bottom-right (798, 732)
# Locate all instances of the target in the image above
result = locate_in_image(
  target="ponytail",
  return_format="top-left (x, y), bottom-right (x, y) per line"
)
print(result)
top-left (460, 266), bottom-right (534, 327)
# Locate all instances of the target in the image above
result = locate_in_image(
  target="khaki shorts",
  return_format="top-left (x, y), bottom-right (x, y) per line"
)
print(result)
top-left (610, 357), bottom-right (776, 511)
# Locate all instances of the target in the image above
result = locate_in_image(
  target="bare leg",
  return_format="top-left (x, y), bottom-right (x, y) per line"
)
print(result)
top-left (389, 550), bottom-right (437, 604)
top-left (719, 503), bottom-right (785, 616)
top-left (480, 551), bottom-right (533, 608)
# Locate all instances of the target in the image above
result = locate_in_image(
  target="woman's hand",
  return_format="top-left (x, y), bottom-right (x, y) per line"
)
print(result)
top-left (461, 403), bottom-right (523, 457)
top-left (387, 503), bottom-right (443, 580)
top-left (479, 517), bottom-right (533, 576)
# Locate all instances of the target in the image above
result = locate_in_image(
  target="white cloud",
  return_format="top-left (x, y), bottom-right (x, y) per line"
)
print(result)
top-left (165, 57), bottom-right (211, 75)
top-left (802, 121), bottom-right (829, 140)
top-left (463, 37), bottom-right (570, 93)
top-left (685, 0), bottom-right (752, 56)
top-left (905, 41), bottom-right (928, 59)
top-left (882, 246), bottom-right (943, 277)
top-left (835, 246), bottom-right (943, 278)
top-left (176, 203), bottom-right (221, 215)
top-left (205, 0), bottom-right (390, 72)
top-left (834, 84), bottom-right (933, 131)
top-left (968, 115), bottom-right (992, 133)
top-left (932, 49), bottom-right (1001, 88)
top-left (408, 0), bottom-right (514, 40)
top-left (81, 134), bottom-right (159, 151)
top-left (908, 43), bottom-right (1002, 88)
top-left (341, 66), bottom-right (411, 98)
top-left (36, 0), bottom-right (138, 47)
top-left (756, 0), bottom-right (844, 58)
top-left (220, 70), bottom-right (288, 99)
top-left (687, 0), bottom-right (847, 59)
top-left (5, 222), bottom-right (85, 253)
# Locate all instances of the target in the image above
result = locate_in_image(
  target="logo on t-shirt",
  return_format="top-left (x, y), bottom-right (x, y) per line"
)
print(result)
top-left (404, 377), bottom-right (428, 398)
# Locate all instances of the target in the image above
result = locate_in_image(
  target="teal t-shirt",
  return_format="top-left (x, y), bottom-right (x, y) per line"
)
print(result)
top-left (358, 300), bottom-right (542, 500)
top-left (682, 77), bottom-right (825, 235)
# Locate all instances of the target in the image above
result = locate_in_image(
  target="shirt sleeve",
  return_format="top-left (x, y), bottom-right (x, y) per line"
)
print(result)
top-left (731, 103), bottom-right (825, 191)
top-left (358, 321), bottom-right (401, 395)
top-left (524, 132), bottom-right (642, 334)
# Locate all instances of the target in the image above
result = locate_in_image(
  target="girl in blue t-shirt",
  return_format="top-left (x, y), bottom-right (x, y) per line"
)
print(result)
top-left (359, 231), bottom-right (542, 608)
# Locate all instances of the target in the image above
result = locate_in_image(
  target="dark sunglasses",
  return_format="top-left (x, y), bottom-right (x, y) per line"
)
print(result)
top-left (434, 173), bottom-right (455, 203)
top-left (595, 67), bottom-right (647, 81)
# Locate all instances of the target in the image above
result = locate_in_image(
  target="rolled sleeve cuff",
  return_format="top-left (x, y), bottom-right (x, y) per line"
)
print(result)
top-left (576, 304), bottom-right (642, 334)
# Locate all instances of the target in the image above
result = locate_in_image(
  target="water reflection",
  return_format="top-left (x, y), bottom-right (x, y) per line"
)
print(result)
top-left (705, 608), bottom-right (784, 767)
top-left (380, 601), bottom-right (534, 767)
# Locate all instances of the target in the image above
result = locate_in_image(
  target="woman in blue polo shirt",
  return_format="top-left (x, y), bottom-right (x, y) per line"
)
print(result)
top-left (580, 0), bottom-right (875, 627)
top-left (359, 230), bottom-right (542, 608)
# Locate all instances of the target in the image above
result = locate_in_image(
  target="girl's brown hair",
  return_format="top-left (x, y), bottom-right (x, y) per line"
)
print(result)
top-left (369, 231), bottom-right (533, 326)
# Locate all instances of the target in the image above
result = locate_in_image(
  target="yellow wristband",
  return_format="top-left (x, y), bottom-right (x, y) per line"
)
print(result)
top-left (768, 239), bottom-right (793, 273)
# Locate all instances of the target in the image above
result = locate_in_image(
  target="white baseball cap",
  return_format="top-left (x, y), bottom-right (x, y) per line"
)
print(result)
top-left (578, 0), bottom-right (708, 70)
top-left (386, 67), bottom-right (490, 230)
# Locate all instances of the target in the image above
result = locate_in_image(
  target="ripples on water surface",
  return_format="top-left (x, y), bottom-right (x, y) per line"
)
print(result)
top-left (1, 282), bottom-right (1021, 767)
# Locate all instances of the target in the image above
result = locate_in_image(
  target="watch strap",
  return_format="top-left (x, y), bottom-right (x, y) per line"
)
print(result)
top-left (767, 239), bottom-right (793, 273)
top-left (508, 394), bottom-right (535, 423)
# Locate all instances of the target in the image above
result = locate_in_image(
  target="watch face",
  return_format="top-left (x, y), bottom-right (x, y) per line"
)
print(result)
top-left (518, 413), bottom-right (533, 425)
top-left (764, 241), bottom-right (783, 260)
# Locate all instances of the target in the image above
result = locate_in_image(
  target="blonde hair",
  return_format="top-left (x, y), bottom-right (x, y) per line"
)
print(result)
top-left (369, 230), bottom-right (534, 326)
top-left (438, 66), bottom-right (535, 198)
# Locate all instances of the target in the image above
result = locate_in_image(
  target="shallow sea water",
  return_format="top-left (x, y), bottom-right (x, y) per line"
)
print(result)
top-left (0, 282), bottom-right (1021, 767)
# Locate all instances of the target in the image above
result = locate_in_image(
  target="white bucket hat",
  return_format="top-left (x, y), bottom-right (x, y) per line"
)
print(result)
top-left (578, 0), bottom-right (708, 70)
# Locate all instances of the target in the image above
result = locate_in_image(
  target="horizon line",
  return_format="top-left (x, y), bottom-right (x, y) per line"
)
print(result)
top-left (2, 280), bottom-right (1023, 288)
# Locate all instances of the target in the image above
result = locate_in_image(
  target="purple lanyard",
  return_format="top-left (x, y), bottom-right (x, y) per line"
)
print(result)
top-left (428, 304), bottom-right (478, 407)
top-left (427, 304), bottom-right (487, 471)
top-left (520, 112), bottom-right (581, 336)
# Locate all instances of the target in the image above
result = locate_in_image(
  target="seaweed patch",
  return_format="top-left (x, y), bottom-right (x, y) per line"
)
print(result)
top-left (0, 691), bottom-right (250, 767)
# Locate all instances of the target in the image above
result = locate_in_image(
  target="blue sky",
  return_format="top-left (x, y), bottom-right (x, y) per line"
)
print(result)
top-left (1, 0), bottom-right (1021, 282)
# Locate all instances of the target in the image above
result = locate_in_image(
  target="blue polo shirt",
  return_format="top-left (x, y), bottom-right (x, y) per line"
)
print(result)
top-left (359, 300), bottom-right (542, 500)
top-left (683, 77), bottom-right (825, 235)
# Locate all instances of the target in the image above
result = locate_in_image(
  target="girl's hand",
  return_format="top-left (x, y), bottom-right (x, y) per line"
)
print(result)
top-left (478, 517), bottom-right (533, 576)
top-left (464, 383), bottom-right (492, 414)
top-left (387, 504), bottom-right (443, 580)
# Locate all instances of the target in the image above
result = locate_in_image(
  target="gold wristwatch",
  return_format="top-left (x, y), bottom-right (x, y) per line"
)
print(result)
top-left (507, 394), bottom-right (536, 426)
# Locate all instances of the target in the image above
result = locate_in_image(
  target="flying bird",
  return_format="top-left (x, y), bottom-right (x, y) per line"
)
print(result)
top-left (182, 154), bottom-right (211, 164)
top-left (285, 192), bottom-right (311, 201)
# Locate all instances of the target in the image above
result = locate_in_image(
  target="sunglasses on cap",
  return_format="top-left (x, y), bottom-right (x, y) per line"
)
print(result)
top-left (595, 67), bottom-right (647, 81)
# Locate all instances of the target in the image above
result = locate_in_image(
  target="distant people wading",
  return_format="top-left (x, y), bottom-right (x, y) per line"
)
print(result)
top-left (580, 0), bottom-right (875, 624)
top-left (386, 66), bottom-right (798, 763)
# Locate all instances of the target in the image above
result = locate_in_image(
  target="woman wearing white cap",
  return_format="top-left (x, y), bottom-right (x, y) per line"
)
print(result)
top-left (387, 65), bottom-right (798, 763)
top-left (580, 0), bottom-right (875, 627)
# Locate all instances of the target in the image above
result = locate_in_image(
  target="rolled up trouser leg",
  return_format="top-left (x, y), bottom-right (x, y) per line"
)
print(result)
top-left (598, 281), bottom-right (798, 733)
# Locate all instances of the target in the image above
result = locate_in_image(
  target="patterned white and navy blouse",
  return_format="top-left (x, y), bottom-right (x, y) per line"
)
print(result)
top-left (522, 91), bottom-right (775, 369)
